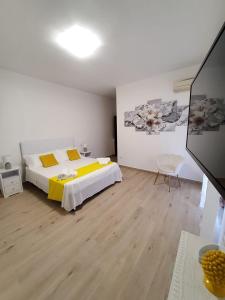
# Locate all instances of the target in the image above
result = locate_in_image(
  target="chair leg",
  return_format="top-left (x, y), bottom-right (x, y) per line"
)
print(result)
top-left (154, 171), bottom-right (159, 185)
top-left (168, 175), bottom-right (171, 192)
top-left (177, 174), bottom-right (181, 187)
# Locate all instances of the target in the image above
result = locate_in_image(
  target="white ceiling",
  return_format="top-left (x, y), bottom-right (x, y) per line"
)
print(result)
top-left (0, 0), bottom-right (224, 98)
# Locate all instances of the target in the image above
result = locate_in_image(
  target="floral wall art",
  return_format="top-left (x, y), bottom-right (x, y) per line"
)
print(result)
top-left (124, 98), bottom-right (189, 135)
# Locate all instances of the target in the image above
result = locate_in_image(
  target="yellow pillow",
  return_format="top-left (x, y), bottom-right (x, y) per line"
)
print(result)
top-left (39, 154), bottom-right (58, 168)
top-left (67, 149), bottom-right (81, 161)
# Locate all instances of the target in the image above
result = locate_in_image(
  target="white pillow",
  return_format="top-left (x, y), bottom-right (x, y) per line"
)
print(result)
top-left (53, 147), bottom-right (76, 163)
top-left (54, 149), bottom-right (69, 163)
top-left (24, 151), bottom-right (58, 168)
top-left (24, 147), bottom-right (79, 167)
top-left (23, 154), bottom-right (42, 168)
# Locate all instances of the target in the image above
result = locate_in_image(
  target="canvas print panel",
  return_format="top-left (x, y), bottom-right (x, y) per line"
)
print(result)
top-left (124, 98), bottom-right (189, 135)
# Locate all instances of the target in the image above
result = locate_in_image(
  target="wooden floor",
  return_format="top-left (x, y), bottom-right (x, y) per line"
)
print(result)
top-left (0, 167), bottom-right (202, 300)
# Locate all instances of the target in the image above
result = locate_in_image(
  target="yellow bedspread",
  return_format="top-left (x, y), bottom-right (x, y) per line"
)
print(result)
top-left (48, 162), bottom-right (112, 202)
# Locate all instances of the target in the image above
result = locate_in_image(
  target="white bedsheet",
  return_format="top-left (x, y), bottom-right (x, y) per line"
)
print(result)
top-left (26, 158), bottom-right (122, 211)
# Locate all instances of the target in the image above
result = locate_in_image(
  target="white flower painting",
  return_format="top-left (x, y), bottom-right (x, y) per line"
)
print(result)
top-left (124, 98), bottom-right (189, 135)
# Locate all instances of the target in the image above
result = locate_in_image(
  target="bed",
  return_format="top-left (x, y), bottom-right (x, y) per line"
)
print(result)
top-left (20, 138), bottom-right (122, 211)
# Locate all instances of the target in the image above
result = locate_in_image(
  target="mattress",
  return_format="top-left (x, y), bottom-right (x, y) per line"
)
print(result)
top-left (26, 158), bottom-right (122, 211)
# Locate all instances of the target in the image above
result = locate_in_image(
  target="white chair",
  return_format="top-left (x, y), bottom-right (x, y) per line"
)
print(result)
top-left (154, 154), bottom-right (185, 192)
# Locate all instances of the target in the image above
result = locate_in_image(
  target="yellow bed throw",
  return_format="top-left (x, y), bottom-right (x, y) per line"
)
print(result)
top-left (48, 162), bottom-right (112, 202)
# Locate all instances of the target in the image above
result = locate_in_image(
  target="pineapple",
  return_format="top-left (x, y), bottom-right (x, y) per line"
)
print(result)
top-left (201, 249), bottom-right (225, 297)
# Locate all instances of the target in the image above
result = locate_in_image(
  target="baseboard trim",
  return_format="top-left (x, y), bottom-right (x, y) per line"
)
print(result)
top-left (118, 163), bottom-right (202, 184)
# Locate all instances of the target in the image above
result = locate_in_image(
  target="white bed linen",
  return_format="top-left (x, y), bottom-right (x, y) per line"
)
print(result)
top-left (26, 158), bottom-right (122, 211)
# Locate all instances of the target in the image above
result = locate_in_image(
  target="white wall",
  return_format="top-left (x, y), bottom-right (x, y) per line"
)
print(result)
top-left (200, 178), bottom-right (221, 242)
top-left (116, 65), bottom-right (203, 181)
top-left (0, 68), bottom-right (116, 166)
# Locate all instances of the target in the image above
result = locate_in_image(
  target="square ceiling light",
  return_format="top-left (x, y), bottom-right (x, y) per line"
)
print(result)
top-left (56, 25), bottom-right (102, 59)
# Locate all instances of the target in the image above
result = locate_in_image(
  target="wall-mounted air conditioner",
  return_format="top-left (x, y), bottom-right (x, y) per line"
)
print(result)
top-left (173, 77), bottom-right (194, 92)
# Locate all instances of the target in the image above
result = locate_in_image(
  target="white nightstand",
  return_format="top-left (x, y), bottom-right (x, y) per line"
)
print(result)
top-left (0, 167), bottom-right (23, 198)
top-left (80, 151), bottom-right (91, 157)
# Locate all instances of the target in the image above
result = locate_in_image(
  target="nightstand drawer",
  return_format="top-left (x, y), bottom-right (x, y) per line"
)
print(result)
top-left (3, 176), bottom-right (20, 187)
top-left (4, 183), bottom-right (22, 197)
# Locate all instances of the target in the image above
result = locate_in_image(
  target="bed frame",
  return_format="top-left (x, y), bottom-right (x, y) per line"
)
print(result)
top-left (19, 137), bottom-right (122, 211)
top-left (19, 137), bottom-right (76, 177)
top-left (20, 137), bottom-right (76, 157)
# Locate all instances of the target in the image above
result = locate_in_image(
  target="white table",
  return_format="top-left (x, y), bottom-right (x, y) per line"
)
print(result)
top-left (80, 151), bottom-right (91, 157)
top-left (0, 166), bottom-right (23, 198)
top-left (168, 231), bottom-right (225, 300)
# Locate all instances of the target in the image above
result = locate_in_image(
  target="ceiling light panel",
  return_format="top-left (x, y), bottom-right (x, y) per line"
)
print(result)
top-left (56, 25), bottom-right (102, 59)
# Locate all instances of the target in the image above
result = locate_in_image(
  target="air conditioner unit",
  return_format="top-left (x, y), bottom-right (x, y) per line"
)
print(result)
top-left (173, 77), bottom-right (194, 92)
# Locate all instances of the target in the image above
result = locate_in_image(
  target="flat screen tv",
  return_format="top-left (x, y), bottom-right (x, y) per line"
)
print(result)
top-left (186, 23), bottom-right (225, 198)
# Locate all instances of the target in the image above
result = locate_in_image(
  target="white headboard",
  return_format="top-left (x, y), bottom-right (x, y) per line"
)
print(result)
top-left (20, 137), bottom-right (75, 157)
